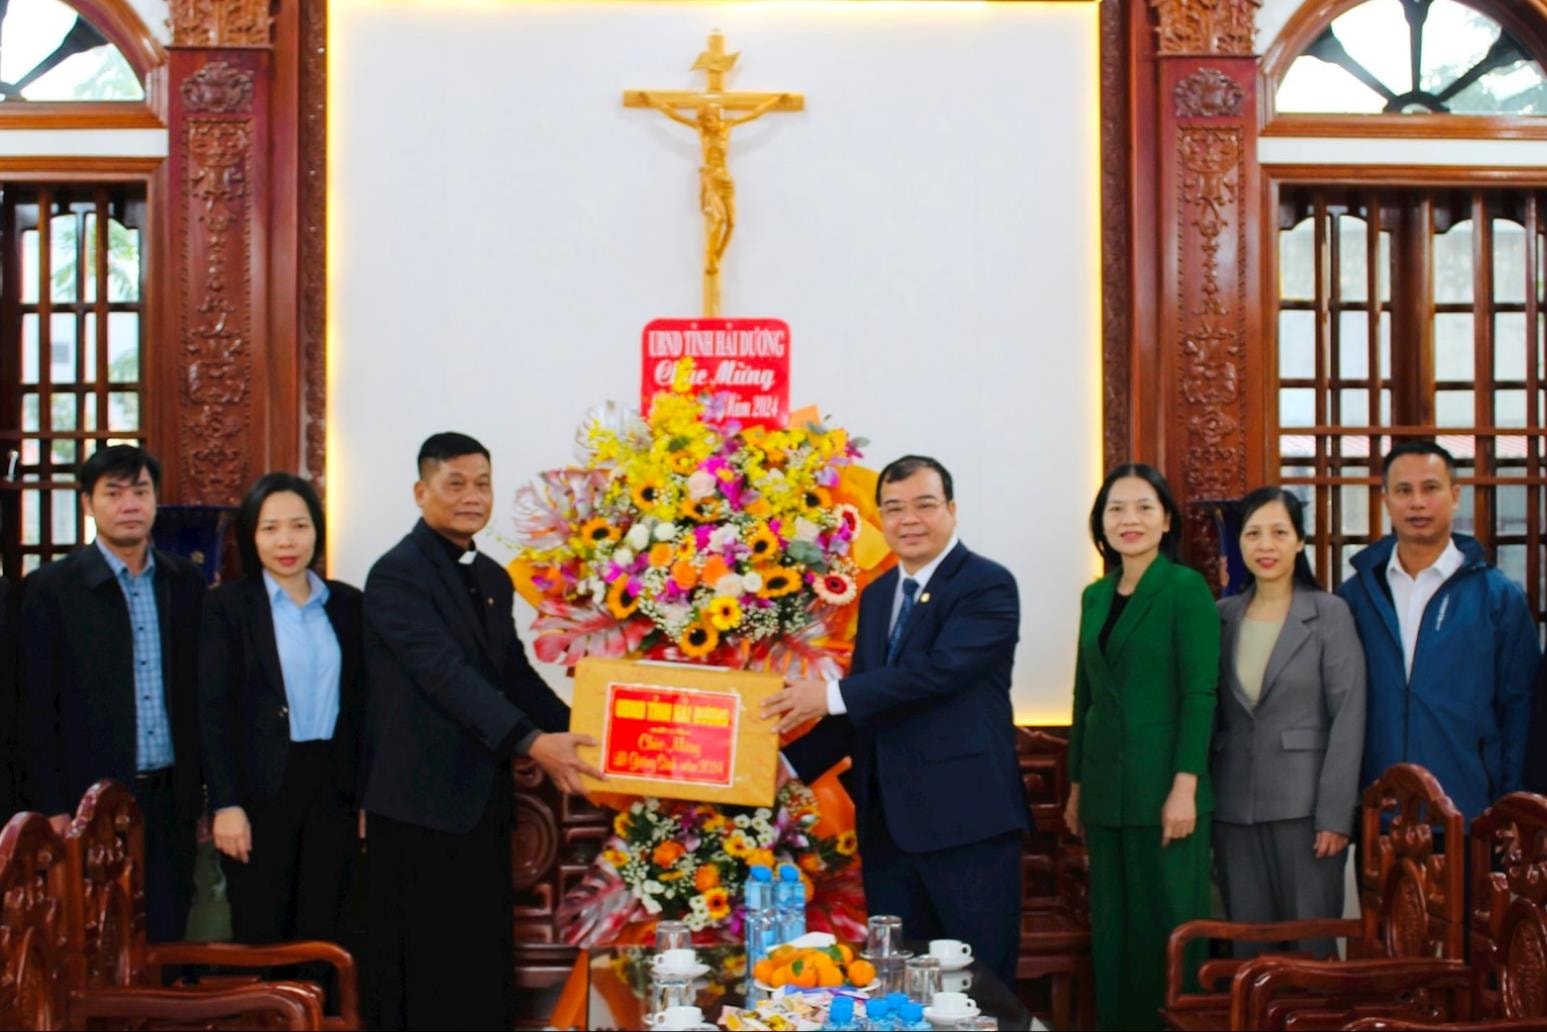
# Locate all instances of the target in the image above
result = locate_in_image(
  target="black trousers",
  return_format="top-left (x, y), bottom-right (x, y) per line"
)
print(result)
top-left (860, 810), bottom-right (1023, 989)
top-left (223, 741), bottom-right (353, 947)
top-left (134, 770), bottom-right (196, 943)
top-left (367, 768), bottom-right (513, 1031)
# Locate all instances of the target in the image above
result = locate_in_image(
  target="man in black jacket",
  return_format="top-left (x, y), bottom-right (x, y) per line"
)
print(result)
top-left (362, 432), bottom-right (599, 1031)
top-left (20, 445), bottom-right (206, 942)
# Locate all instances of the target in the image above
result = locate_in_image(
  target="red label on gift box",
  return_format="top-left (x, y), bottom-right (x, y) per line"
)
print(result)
top-left (641, 318), bottom-right (790, 429)
top-left (601, 682), bottom-right (740, 787)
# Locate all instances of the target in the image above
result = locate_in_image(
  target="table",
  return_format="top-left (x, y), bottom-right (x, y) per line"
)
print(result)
top-left (580, 942), bottom-right (1032, 1030)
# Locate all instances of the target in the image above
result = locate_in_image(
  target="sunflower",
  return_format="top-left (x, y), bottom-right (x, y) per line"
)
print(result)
top-left (756, 565), bottom-right (803, 599)
top-left (835, 830), bottom-right (857, 856)
top-left (679, 620), bottom-right (719, 658)
top-left (606, 578), bottom-right (640, 619)
top-left (801, 486), bottom-right (833, 512)
top-left (669, 451), bottom-right (699, 475)
top-left (812, 572), bottom-right (857, 606)
top-left (579, 516), bottom-right (621, 548)
top-left (705, 596), bottom-right (742, 631)
top-left (745, 524), bottom-right (780, 562)
top-left (613, 812), bottom-right (632, 837)
top-left (694, 864), bottom-right (721, 892)
top-left (703, 886), bottom-right (732, 922)
top-left (686, 497), bottom-right (725, 523)
top-left (631, 479), bottom-right (665, 511)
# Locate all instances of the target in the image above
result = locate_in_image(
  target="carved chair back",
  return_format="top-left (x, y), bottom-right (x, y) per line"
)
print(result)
top-left (1467, 791), bottom-right (1547, 1020)
top-left (63, 780), bottom-right (145, 989)
top-left (0, 814), bottom-right (72, 1030)
top-left (1358, 763), bottom-right (1467, 961)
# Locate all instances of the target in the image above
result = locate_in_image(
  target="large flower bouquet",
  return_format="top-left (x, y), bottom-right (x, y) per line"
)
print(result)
top-left (510, 359), bottom-right (877, 677)
top-left (510, 360), bottom-right (885, 945)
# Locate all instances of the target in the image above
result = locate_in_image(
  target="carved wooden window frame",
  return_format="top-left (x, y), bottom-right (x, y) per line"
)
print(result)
top-left (1260, 0), bottom-right (1547, 139)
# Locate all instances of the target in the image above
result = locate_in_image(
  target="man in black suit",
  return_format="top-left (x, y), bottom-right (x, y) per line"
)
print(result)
top-left (20, 445), bottom-right (206, 942)
top-left (763, 455), bottom-right (1028, 986)
top-left (362, 432), bottom-right (599, 1031)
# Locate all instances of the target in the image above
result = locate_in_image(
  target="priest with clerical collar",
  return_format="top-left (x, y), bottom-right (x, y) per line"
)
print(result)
top-left (359, 431), bottom-right (601, 1030)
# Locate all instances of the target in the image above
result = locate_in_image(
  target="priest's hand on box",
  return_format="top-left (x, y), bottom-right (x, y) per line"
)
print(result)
top-left (761, 677), bottom-right (829, 734)
top-left (530, 732), bottom-right (607, 794)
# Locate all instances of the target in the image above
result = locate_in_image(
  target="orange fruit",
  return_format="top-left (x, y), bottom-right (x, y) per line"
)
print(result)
top-left (847, 959), bottom-right (876, 987)
top-left (837, 944), bottom-right (855, 964)
top-left (770, 945), bottom-right (795, 963)
top-left (792, 965), bottom-right (818, 989)
top-left (770, 967), bottom-right (790, 988)
top-left (754, 959), bottom-right (774, 984)
top-left (818, 966), bottom-right (843, 988)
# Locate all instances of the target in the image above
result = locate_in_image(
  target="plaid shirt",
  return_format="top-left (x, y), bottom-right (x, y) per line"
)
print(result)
top-left (96, 540), bottom-right (173, 770)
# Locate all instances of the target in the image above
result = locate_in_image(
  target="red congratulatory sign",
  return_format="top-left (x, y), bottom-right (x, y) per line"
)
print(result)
top-left (641, 318), bottom-right (790, 429)
top-left (601, 682), bottom-right (740, 788)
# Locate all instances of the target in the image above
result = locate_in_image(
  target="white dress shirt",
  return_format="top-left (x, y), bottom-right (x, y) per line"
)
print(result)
top-left (1387, 538), bottom-right (1464, 678)
top-left (825, 533), bottom-right (961, 715)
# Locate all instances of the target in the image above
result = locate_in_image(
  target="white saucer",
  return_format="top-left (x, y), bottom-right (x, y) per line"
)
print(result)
top-left (924, 1002), bottom-right (980, 1027)
top-left (933, 954), bottom-right (973, 972)
top-left (653, 961), bottom-right (711, 980)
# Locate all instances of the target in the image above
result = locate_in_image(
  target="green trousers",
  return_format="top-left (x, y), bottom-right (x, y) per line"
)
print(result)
top-left (1085, 821), bottom-right (1212, 1031)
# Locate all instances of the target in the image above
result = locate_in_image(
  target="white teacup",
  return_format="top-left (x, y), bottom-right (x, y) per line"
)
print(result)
top-left (930, 991), bottom-right (977, 1017)
top-left (942, 970), bottom-right (974, 993)
top-left (651, 948), bottom-right (698, 974)
top-left (929, 938), bottom-right (973, 962)
top-left (648, 1005), bottom-right (704, 1030)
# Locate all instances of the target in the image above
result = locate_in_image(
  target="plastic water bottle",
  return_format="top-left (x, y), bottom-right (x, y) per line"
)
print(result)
top-left (744, 865), bottom-right (777, 962)
top-left (775, 863), bottom-right (807, 943)
top-left (897, 1000), bottom-right (930, 1031)
top-left (822, 995), bottom-right (856, 1030)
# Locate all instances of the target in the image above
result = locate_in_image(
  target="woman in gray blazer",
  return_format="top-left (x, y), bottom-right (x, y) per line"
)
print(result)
top-left (1213, 486), bottom-right (1366, 958)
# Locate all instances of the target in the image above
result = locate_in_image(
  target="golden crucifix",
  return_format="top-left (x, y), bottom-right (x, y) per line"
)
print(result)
top-left (625, 31), bottom-right (803, 317)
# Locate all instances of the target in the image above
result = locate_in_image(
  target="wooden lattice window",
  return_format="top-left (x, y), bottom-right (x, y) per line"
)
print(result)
top-left (1273, 186), bottom-right (1547, 633)
top-left (0, 184), bottom-right (147, 576)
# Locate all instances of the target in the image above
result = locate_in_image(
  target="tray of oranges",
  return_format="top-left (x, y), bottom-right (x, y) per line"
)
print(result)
top-left (751, 943), bottom-right (878, 992)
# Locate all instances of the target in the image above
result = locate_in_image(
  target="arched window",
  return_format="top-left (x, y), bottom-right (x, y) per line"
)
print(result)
top-left (1278, 0), bottom-right (1544, 114)
top-left (0, 0), bottom-right (144, 102)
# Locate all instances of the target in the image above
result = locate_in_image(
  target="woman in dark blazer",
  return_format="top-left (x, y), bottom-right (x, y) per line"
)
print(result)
top-left (200, 472), bottom-right (364, 947)
top-left (1213, 486), bottom-right (1365, 958)
top-left (1066, 464), bottom-right (1218, 1031)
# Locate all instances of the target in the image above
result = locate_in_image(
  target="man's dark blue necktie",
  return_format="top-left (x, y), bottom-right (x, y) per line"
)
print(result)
top-left (886, 578), bottom-right (920, 664)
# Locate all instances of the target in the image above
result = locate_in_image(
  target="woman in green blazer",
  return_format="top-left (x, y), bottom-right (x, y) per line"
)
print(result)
top-left (1065, 464), bottom-right (1219, 1030)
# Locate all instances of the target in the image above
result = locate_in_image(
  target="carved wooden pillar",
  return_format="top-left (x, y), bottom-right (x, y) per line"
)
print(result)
top-left (160, 0), bottom-right (294, 506)
top-left (1150, 0), bottom-right (1265, 569)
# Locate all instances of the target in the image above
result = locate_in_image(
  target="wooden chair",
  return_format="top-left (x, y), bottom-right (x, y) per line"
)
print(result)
top-left (0, 810), bottom-right (321, 1031)
top-left (64, 780), bottom-right (359, 1030)
top-left (1245, 792), bottom-right (1547, 1032)
top-left (1015, 728), bottom-right (1094, 1031)
top-left (1159, 763), bottom-right (1468, 1031)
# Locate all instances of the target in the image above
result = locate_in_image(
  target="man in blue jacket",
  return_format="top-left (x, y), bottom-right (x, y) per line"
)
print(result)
top-left (1337, 440), bottom-right (1538, 822)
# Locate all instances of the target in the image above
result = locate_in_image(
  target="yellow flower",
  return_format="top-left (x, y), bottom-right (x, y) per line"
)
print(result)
top-left (745, 524), bottom-right (780, 562)
top-left (686, 497), bottom-right (725, 523)
top-left (723, 831), bottom-right (753, 858)
top-left (613, 812), bottom-right (632, 836)
top-left (606, 578), bottom-right (640, 619)
top-left (631, 480), bottom-right (665, 511)
top-left (652, 840), bottom-right (686, 867)
top-left (703, 886), bottom-right (732, 922)
top-left (602, 847), bottom-right (629, 868)
top-left (801, 486), bottom-right (833, 512)
top-left (835, 831), bottom-right (857, 856)
top-left (669, 452), bottom-right (699, 475)
top-left (756, 565), bottom-right (803, 599)
top-left (703, 814), bottom-right (728, 833)
top-left (658, 869), bottom-right (686, 882)
top-left (747, 848), bottom-right (776, 869)
top-left (671, 357), bottom-right (697, 393)
top-left (705, 597), bottom-right (742, 631)
top-left (799, 853), bottom-right (825, 873)
top-left (579, 517), bottom-right (620, 548)
top-left (679, 621), bottom-right (719, 658)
